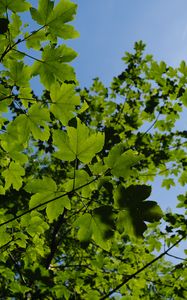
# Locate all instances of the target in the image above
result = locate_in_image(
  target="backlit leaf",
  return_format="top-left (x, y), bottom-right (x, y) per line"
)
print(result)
top-left (50, 82), bottom-right (80, 125)
top-left (2, 162), bottom-right (25, 191)
top-left (53, 118), bottom-right (105, 163)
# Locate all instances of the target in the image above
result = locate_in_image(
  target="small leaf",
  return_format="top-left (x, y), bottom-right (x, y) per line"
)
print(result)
top-left (46, 196), bottom-right (71, 222)
top-left (2, 162), bottom-right (25, 191)
top-left (162, 178), bottom-right (175, 190)
top-left (75, 213), bottom-right (93, 242)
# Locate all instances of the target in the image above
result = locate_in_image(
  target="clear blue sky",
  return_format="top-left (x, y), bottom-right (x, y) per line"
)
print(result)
top-left (69, 0), bottom-right (187, 87)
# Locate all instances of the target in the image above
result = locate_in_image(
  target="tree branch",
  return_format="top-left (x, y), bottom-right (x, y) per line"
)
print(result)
top-left (0, 176), bottom-right (100, 228)
top-left (100, 235), bottom-right (185, 300)
top-left (45, 208), bottom-right (67, 269)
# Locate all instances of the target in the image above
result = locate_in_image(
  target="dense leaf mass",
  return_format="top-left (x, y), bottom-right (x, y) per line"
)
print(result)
top-left (0, 0), bottom-right (187, 299)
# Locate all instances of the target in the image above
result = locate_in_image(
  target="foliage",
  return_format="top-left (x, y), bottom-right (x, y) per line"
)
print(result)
top-left (0, 0), bottom-right (187, 299)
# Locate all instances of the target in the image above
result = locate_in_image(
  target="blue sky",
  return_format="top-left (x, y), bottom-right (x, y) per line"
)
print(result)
top-left (69, 0), bottom-right (187, 87)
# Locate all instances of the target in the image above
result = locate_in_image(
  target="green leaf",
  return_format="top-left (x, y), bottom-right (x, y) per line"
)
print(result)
top-left (0, 0), bottom-right (30, 13)
top-left (2, 162), bottom-right (25, 191)
top-left (31, 45), bottom-right (76, 89)
top-left (24, 177), bottom-right (57, 194)
top-left (46, 195), bottom-right (71, 222)
top-left (53, 23), bottom-right (79, 39)
top-left (27, 214), bottom-right (49, 237)
top-left (30, 0), bottom-right (54, 25)
top-left (180, 90), bottom-right (187, 107)
top-left (47, 0), bottom-right (79, 38)
top-left (53, 118), bottom-right (105, 163)
top-left (28, 192), bottom-right (53, 210)
top-left (2, 103), bottom-right (50, 153)
top-left (75, 213), bottom-right (93, 242)
top-left (1, 115), bottom-right (30, 159)
top-left (25, 177), bottom-right (70, 221)
top-left (50, 82), bottom-right (80, 125)
top-left (162, 178), bottom-right (175, 190)
top-left (141, 201), bottom-right (163, 222)
top-left (27, 103), bottom-right (50, 140)
top-left (75, 208), bottom-right (113, 249)
top-left (0, 227), bottom-right (10, 247)
top-left (117, 210), bottom-right (147, 238)
top-left (78, 100), bottom-right (89, 114)
top-left (9, 14), bottom-right (22, 38)
top-left (114, 184), bottom-right (151, 209)
top-left (179, 170), bottom-right (187, 186)
top-left (30, 0), bottom-right (79, 39)
top-left (25, 30), bottom-right (47, 50)
top-left (6, 61), bottom-right (30, 87)
top-left (114, 184), bottom-right (162, 238)
top-left (105, 145), bottom-right (143, 178)
top-left (63, 170), bottom-right (90, 193)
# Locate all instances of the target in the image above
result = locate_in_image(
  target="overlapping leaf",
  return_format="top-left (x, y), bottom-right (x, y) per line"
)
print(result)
top-left (114, 184), bottom-right (163, 238)
top-left (50, 82), bottom-right (80, 125)
top-left (30, 0), bottom-right (79, 39)
top-left (53, 118), bottom-right (105, 163)
top-left (0, 0), bottom-right (30, 13)
top-left (75, 206), bottom-right (114, 250)
top-left (31, 45), bottom-right (76, 89)
top-left (2, 161), bottom-right (25, 191)
top-left (24, 177), bottom-right (71, 222)
top-left (105, 143), bottom-right (144, 178)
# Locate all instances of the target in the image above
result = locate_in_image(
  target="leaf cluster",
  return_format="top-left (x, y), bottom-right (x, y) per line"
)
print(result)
top-left (0, 1), bottom-right (186, 299)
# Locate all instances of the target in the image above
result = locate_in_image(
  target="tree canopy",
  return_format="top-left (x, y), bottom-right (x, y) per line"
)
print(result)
top-left (0, 0), bottom-right (187, 299)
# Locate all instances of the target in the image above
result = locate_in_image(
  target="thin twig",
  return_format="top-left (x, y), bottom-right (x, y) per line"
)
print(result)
top-left (45, 209), bottom-right (67, 269)
top-left (100, 235), bottom-right (185, 300)
top-left (12, 48), bottom-right (44, 64)
top-left (0, 176), bottom-right (99, 229)
top-left (166, 253), bottom-right (187, 261)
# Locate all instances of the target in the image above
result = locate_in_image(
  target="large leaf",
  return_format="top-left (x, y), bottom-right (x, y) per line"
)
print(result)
top-left (50, 82), bottom-right (80, 125)
top-left (53, 118), bottom-right (105, 163)
top-left (31, 45), bottom-right (76, 89)
top-left (30, 0), bottom-right (79, 39)
top-left (24, 177), bottom-right (57, 194)
top-left (114, 184), bottom-right (163, 238)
